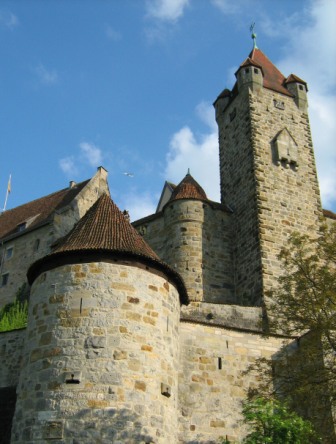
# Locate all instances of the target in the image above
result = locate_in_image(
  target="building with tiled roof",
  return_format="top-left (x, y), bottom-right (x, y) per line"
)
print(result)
top-left (1, 45), bottom-right (335, 444)
top-left (0, 166), bottom-right (109, 306)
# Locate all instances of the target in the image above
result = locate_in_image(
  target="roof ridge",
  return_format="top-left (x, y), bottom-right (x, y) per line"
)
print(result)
top-left (27, 193), bottom-right (189, 304)
top-left (1, 179), bottom-right (89, 215)
top-left (169, 173), bottom-right (208, 203)
top-left (49, 193), bottom-right (160, 259)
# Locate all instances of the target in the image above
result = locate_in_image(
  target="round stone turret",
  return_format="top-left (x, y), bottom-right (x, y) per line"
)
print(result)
top-left (162, 173), bottom-right (233, 303)
top-left (12, 194), bottom-right (187, 443)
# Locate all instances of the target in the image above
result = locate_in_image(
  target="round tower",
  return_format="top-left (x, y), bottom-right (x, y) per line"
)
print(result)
top-left (11, 194), bottom-right (188, 444)
top-left (162, 173), bottom-right (233, 304)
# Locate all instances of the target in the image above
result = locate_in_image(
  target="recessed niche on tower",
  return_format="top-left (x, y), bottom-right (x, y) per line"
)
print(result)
top-left (273, 128), bottom-right (299, 170)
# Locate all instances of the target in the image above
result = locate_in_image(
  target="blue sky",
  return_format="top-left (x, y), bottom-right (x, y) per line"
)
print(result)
top-left (0, 0), bottom-right (335, 220)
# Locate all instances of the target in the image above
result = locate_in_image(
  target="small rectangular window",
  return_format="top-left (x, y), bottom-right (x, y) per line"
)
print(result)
top-left (34, 239), bottom-right (40, 251)
top-left (1, 273), bottom-right (9, 286)
top-left (5, 247), bottom-right (13, 260)
top-left (17, 223), bottom-right (26, 232)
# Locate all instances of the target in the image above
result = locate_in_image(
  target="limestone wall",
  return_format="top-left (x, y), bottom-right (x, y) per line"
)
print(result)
top-left (178, 321), bottom-right (286, 443)
top-left (0, 167), bottom-right (109, 307)
top-left (135, 201), bottom-right (233, 304)
top-left (12, 260), bottom-right (181, 443)
top-left (0, 224), bottom-right (52, 306)
top-left (53, 166), bottom-right (109, 240)
top-left (0, 328), bottom-right (25, 388)
top-left (216, 85), bottom-right (322, 307)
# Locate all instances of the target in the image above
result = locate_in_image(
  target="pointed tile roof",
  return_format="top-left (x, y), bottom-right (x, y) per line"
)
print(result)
top-left (168, 173), bottom-right (208, 203)
top-left (285, 73), bottom-right (308, 90)
top-left (27, 193), bottom-right (189, 304)
top-left (51, 193), bottom-right (160, 259)
top-left (0, 180), bottom-right (90, 241)
top-left (247, 48), bottom-right (292, 96)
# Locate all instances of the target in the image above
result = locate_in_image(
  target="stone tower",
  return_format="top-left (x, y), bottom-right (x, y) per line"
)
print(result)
top-left (214, 46), bottom-right (323, 307)
top-left (135, 172), bottom-right (233, 304)
top-left (11, 194), bottom-right (188, 443)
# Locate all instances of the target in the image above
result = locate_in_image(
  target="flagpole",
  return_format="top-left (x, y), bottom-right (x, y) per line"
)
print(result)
top-left (3, 174), bottom-right (11, 212)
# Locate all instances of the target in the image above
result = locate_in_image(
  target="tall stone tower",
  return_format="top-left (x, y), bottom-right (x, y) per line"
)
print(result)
top-left (11, 194), bottom-right (188, 443)
top-left (214, 43), bottom-right (323, 307)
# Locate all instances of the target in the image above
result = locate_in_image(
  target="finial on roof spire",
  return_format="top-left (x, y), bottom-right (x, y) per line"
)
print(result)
top-left (250, 22), bottom-right (258, 49)
top-left (187, 168), bottom-right (190, 175)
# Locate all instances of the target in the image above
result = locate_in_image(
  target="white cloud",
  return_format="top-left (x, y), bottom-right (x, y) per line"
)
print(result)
top-left (146, 0), bottom-right (190, 22)
top-left (105, 25), bottom-right (122, 41)
top-left (79, 142), bottom-right (103, 167)
top-left (59, 142), bottom-right (103, 178)
top-left (0, 10), bottom-right (19, 30)
top-left (274, 0), bottom-right (336, 210)
top-left (119, 191), bottom-right (157, 222)
top-left (211, 0), bottom-right (243, 15)
top-left (59, 157), bottom-right (78, 176)
top-left (210, 0), bottom-right (336, 211)
top-left (35, 64), bottom-right (58, 85)
top-left (164, 103), bottom-right (220, 202)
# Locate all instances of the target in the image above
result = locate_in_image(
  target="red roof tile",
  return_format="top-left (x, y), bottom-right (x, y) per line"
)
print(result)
top-left (323, 209), bottom-right (336, 220)
top-left (247, 48), bottom-right (292, 96)
top-left (285, 73), bottom-right (308, 90)
top-left (51, 193), bottom-right (160, 260)
top-left (169, 173), bottom-right (208, 203)
top-left (0, 180), bottom-right (89, 240)
top-left (27, 193), bottom-right (189, 304)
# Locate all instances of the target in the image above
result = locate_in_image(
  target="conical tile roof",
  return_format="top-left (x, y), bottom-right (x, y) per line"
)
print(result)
top-left (27, 193), bottom-right (189, 304)
top-left (169, 173), bottom-right (208, 203)
top-left (51, 193), bottom-right (159, 259)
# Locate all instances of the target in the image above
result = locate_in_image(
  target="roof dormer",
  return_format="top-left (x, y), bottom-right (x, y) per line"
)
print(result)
top-left (235, 57), bottom-right (264, 93)
top-left (285, 74), bottom-right (308, 112)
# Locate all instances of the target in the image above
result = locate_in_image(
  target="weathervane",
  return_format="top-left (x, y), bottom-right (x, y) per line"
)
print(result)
top-left (250, 22), bottom-right (258, 49)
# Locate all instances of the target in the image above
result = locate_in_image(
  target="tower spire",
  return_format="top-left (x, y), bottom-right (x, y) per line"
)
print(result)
top-left (250, 22), bottom-right (258, 49)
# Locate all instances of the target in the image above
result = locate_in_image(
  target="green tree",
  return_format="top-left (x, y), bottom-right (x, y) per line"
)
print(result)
top-left (241, 397), bottom-right (320, 444)
top-left (256, 223), bottom-right (336, 441)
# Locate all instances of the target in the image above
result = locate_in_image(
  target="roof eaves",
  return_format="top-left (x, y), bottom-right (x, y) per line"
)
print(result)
top-left (27, 248), bottom-right (189, 305)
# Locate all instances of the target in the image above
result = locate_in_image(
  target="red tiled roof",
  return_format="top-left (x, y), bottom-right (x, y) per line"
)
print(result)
top-left (323, 209), bottom-right (336, 220)
top-left (247, 48), bottom-right (292, 96)
top-left (51, 193), bottom-right (160, 260)
top-left (169, 173), bottom-right (208, 203)
top-left (238, 57), bottom-right (263, 72)
top-left (285, 73), bottom-right (308, 90)
top-left (0, 180), bottom-right (89, 241)
top-left (27, 193), bottom-right (189, 304)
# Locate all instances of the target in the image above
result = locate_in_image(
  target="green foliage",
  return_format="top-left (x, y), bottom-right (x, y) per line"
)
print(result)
top-left (269, 223), bottom-right (336, 342)
top-left (241, 397), bottom-right (320, 444)
top-left (254, 223), bottom-right (336, 441)
top-left (0, 284), bottom-right (29, 332)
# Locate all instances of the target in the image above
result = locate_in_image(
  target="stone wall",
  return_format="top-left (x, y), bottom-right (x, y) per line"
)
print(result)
top-left (135, 200), bottom-right (233, 304)
top-left (0, 225), bottom-right (53, 306)
top-left (12, 260), bottom-right (181, 443)
top-left (216, 84), bottom-right (322, 307)
top-left (178, 321), bottom-right (286, 443)
top-left (0, 329), bottom-right (25, 388)
top-left (0, 167), bottom-right (109, 307)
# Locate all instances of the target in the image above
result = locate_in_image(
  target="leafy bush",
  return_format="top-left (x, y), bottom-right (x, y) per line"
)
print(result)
top-left (0, 299), bottom-right (28, 332)
top-left (241, 397), bottom-right (320, 444)
top-left (0, 284), bottom-right (29, 332)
